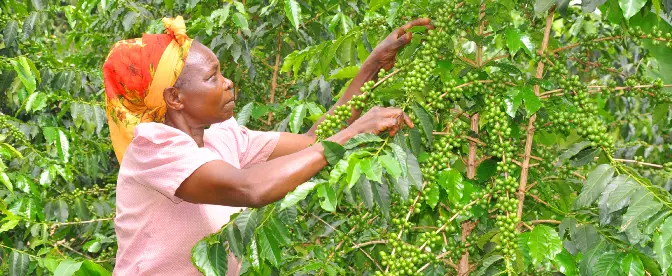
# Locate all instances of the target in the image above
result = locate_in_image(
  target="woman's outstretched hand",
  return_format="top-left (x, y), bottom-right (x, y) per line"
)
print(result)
top-left (369, 18), bottom-right (434, 70)
top-left (343, 106), bottom-right (413, 137)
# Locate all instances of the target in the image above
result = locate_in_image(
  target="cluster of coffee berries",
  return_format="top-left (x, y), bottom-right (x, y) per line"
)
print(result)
top-left (647, 26), bottom-right (672, 47)
top-left (546, 110), bottom-right (572, 134)
top-left (0, 115), bottom-right (29, 145)
top-left (377, 239), bottom-right (433, 276)
top-left (495, 213), bottom-right (519, 257)
top-left (315, 79), bottom-right (375, 140)
top-left (420, 135), bottom-right (460, 182)
top-left (441, 79), bottom-right (465, 101)
top-left (664, 162), bottom-right (672, 173)
top-left (360, 16), bottom-right (386, 30)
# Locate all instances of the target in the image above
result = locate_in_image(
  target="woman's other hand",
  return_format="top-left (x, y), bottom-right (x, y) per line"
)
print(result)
top-left (341, 106), bottom-right (413, 138)
top-left (368, 18), bottom-right (434, 70)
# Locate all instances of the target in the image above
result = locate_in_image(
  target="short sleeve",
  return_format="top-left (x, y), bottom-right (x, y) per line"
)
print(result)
top-left (120, 123), bottom-right (221, 203)
top-left (208, 119), bottom-right (280, 168)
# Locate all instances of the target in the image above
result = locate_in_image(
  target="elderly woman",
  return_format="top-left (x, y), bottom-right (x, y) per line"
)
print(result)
top-left (105, 16), bottom-right (430, 275)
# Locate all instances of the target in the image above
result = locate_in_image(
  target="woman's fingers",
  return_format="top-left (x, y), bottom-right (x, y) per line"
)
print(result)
top-left (398, 18), bottom-right (432, 34)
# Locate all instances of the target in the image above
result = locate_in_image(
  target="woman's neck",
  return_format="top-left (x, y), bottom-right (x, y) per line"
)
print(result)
top-left (163, 112), bottom-right (206, 147)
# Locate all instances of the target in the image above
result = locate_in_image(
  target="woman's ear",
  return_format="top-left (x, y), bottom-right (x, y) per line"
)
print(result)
top-left (164, 87), bottom-right (184, 110)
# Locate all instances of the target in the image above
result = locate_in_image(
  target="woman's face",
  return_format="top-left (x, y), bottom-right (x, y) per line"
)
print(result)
top-left (169, 42), bottom-right (235, 126)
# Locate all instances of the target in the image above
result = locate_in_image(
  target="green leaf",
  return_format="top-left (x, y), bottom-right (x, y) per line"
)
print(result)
top-left (619, 0), bottom-right (647, 19)
top-left (571, 223), bottom-right (600, 253)
top-left (355, 177), bottom-right (374, 208)
top-left (225, 225), bottom-right (244, 259)
top-left (321, 141), bottom-right (345, 166)
top-left (476, 159), bottom-right (497, 182)
top-left (1, 172), bottom-right (13, 193)
top-left (534, 0), bottom-right (556, 13)
top-left (24, 92), bottom-right (48, 113)
top-left (583, 0), bottom-right (608, 12)
top-left (284, 0), bottom-right (302, 30)
top-left (372, 180), bottom-right (391, 218)
top-left (389, 174), bottom-right (409, 200)
top-left (327, 159), bottom-right (348, 189)
top-left (11, 57), bottom-right (37, 94)
top-left (505, 28), bottom-right (534, 56)
top-left (437, 169), bottom-right (464, 204)
top-left (527, 225), bottom-right (563, 265)
top-left (602, 175), bottom-right (639, 214)
top-left (259, 228), bottom-right (281, 266)
top-left (408, 127), bottom-right (422, 156)
top-left (236, 102), bottom-right (254, 126)
top-left (411, 102), bottom-right (434, 144)
top-left (234, 209), bottom-right (258, 246)
top-left (388, 143), bottom-right (407, 176)
top-left (653, 217), bottom-right (672, 274)
top-left (9, 252), bottom-right (30, 276)
top-left (361, 157), bottom-right (383, 183)
top-left (76, 261), bottom-right (111, 276)
top-left (621, 253), bottom-right (645, 276)
top-left (426, 183), bottom-right (440, 209)
top-left (559, 141), bottom-right (591, 160)
top-left (346, 157), bottom-right (362, 189)
top-left (210, 5), bottom-right (231, 26)
top-left (289, 103), bottom-right (307, 133)
top-left (268, 217), bottom-right (291, 245)
top-left (580, 241), bottom-right (609, 275)
top-left (343, 133), bottom-right (383, 149)
top-left (22, 12), bottom-right (39, 39)
top-left (281, 181), bottom-right (319, 210)
top-left (54, 260), bottom-right (83, 276)
top-left (329, 66), bottom-right (359, 79)
top-left (473, 255), bottom-right (503, 276)
top-left (594, 252), bottom-right (624, 276)
top-left (555, 249), bottom-right (577, 276)
top-left (208, 242), bottom-right (228, 276)
top-left (318, 184), bottom-right (337, 212)
top-left (379, 154), bottom-right (402, 179)
top-left (57, 129), bottom-right (69, 162)
top-left (406, 153), bottom-right (423, 190)
top-left (576, 164), bottom-right (615, 208)
top-left (620, 189), bottom-right (663, 232)
top-left (3, 21), bottom-right (18, 46)
top-left (505, 88), bottom-right (523, 117)
top-left (521, 86), bottom-right (541, 115)
top-left (192, 239), bottom-right (217, 276)
top-left (0, 219), bottom-right (20, 233)
top-left (232, 13), bottom-right (249, 33)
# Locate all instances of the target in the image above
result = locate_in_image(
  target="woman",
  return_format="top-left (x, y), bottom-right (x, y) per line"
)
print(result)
top-left (104, 16), bottom-right (431, 275)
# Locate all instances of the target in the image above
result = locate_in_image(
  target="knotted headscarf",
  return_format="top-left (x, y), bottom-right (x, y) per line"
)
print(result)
top-left (103, 16), bottom-right (193, 162)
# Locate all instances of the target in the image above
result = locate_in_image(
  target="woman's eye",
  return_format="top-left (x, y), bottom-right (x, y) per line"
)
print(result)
top-left (209, 73), bottom-right (216, 80)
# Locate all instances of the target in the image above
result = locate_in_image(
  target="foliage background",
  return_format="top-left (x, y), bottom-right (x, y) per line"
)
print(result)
top-left (0, 0), bottom-right (671, 275)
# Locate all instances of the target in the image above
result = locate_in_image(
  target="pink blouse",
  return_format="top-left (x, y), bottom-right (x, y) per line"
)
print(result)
top-left (113, 119), bottom-right (280, 275)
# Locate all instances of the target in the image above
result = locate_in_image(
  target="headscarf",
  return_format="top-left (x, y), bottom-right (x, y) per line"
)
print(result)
top-left (103, 16), bottom-right (193, 162)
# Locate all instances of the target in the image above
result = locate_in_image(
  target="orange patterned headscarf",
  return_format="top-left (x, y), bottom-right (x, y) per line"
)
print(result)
top-left (103, 16), bottom-right (193, 162)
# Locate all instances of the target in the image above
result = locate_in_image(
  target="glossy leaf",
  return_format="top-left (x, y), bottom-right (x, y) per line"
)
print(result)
top-left (280, 181), bottom-right (319, 210)
top-left (527, 225), bottom-right (563, 265)
top-left (284, 0), bottom-right (302, 30)
top-left (621, 253), bottom-right (645, 276)
top-left (321, 141), bottom-right (345, 165)
top-left (576, 164), bottom-right (615, 208)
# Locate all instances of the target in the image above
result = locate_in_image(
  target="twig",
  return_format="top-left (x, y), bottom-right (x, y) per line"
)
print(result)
top-left (612, 158), bottom-right (664, 169)
top-left (49, 217), bottom-right (113, 227)
top-left (517, 5), bottom-right (555, 232)
top-left (266, 33), bottom-right (282, 125)
top-left (528, 219), bottom-right (561, 225)
top-left (351, 240), bottom-right (387, 249)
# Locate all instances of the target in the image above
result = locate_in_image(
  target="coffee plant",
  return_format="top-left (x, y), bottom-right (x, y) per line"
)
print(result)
top-left (1, 0), bottom-right (671, 275)
top-left (193, 0), bottom-right (672, 276)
